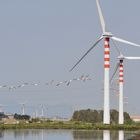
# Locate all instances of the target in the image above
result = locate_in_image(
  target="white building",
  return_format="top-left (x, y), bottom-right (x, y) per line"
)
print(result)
top-left (130, 115), bottom-right (140, 122)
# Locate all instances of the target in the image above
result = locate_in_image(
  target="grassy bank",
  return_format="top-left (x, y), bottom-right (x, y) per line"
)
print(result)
top-left (0, 121), bottom-right (140, 130)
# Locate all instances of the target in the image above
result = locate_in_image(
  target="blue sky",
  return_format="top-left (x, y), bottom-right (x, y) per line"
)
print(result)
top-left (0, 0), bottom-right (140, 117)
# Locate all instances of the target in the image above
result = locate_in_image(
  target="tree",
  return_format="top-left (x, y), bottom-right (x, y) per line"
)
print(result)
top-left (72, 109), bottom-right (132, 124)
top-left (14, 113), bottom-right (30, 120)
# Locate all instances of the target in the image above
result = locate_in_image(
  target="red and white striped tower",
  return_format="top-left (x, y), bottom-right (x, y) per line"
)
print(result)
top-left (104, 37), bottom-right (110, 124)
top-left (119, 60), bottom-right (124, 124)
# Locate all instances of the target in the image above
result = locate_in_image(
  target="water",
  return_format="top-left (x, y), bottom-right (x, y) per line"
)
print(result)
top-left (0, 129), bottom-right (137, 140)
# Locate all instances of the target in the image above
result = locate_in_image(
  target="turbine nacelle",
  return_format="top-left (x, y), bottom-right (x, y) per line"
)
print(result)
top-left (102, 32), bottom-right (113, 37)
top-left (117, 54), bottom-right (125, 60)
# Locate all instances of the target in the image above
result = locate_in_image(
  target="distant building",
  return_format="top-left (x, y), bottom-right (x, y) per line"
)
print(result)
top-left (6, 114), bottom-right (14, 119)
top-left (0, 113), bottom-right (18, 124)
top-left (50, 116), bottom-right (70, 121)
top-left (131, 115), bottom-right (140, 122)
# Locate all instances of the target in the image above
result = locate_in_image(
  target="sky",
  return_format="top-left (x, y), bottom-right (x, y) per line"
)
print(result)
top-left (0, 0), bottom-right (140, 117)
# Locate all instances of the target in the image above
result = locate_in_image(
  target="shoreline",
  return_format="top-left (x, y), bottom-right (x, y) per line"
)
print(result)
top-left (0, 121), bottom-right (140, 130)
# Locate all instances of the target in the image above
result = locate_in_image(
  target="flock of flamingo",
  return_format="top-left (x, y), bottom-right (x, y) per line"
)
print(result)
top-left (0, 75), bottom-right (91, 91)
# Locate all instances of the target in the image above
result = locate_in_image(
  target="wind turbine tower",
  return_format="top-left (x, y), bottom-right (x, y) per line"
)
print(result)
top-left (21, 103), bottom-right (25, 115)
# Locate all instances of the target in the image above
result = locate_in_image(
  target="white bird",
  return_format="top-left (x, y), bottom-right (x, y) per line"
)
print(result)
top-left (82, 75), bottom-right (92, 82)
top-left (8, 86), bottom-right (16, 90)
top-left (56, 81), bottom-right (63, 86)
top-left (31, 83), bottom-right (38, 86)
top-left (66, 80), bottom-right (73, 86)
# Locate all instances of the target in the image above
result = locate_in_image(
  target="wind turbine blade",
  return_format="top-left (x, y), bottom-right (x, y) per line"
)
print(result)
top-left (69, 36), bottom-right (103, 72)
top-left (110, 62), bottom-right (120, 83)
top-left (111, 39), bottom-right (122, 55)
top-left (124, 57), bottom-right (140, 60)
top-left (96, 0), bottom-right (106, 33)
top-left (112, 36), bottom-right (140, 48)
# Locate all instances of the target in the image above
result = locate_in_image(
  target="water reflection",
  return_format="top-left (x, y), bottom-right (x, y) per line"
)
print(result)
top-left (73, 130), bottom-right (103, 139)
top-left (0, 129), bottom-right (137, 140)
top-left (41, 130), bottom-right (44, 140)
top-left (73, 130), bottom-right (134, 140)
top-left (0, 130), bottom-right (4, 138)
top-left (14, 130), bottom-right (29, 139)
top-left (119, 131), bottom-right (124, 140)
top-left (103, 130), bottom-right (110, 140)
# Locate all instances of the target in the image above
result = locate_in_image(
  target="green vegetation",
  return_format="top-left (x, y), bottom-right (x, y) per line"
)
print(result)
top-left (0, 121), bottom-right (140, 130)
top-left (0, 113), bottom-right (8, 120)
top-left (14, 113), bottom-right (30, 120)
top-left (72, 109), bottom-right (132, 124)
top-left (0, 109), bottom-right (139, 130)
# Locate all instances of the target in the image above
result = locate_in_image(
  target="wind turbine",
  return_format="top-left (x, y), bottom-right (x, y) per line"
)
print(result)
top-left (20, 101), bottom-right (28, 115)
top-left (39, 104), bottom-right (47, 118)
top-left (35, 110), bottom-right (38, 118)
top-left (110, 47), bottom-right (140, 124)
top-left (0, 104), bottom-right (5, 113)
top-left (41, 105), bottom-right (44, 118)
top-left (21, 103), bottom-right (25, 115)
top-left (70, 0), bottom-right (140, 124)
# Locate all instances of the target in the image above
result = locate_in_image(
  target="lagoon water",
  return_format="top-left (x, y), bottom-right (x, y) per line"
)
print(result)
top-left (0, 129), bottom-right (136, 140)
